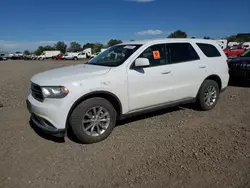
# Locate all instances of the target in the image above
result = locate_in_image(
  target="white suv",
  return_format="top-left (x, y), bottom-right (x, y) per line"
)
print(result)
top-left (27, 39), bottom-right (229, 144)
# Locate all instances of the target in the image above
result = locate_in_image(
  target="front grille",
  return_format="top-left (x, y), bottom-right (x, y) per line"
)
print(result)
top-left (31, 82), bottom-right (44, 102)
top-left (229, 62), bottom-right (250, 71)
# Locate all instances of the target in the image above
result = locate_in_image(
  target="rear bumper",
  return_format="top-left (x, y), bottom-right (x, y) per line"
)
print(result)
top-left (27, 100), bottom-right (65, 137)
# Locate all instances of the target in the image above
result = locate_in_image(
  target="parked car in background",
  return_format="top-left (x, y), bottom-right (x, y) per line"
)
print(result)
top-left (38, 51), bottom-right (61, 60)
top-left (15, 52), bottom-right (23, 57)
top-left (242, 42), bottom-right (250, 49)
top-left (10, 52), bottom-right (23, 60)
top-left (31, 54), bottom-right (38, 60)
top-left (27, 38), bottom-right (229, 144)
top-left (8, 53), bottom-right (14, 58)
top-left (0, 53), bottom-right (9, 60)
top-left (55, 54), bottom-right (63, 60)
top-left (223, 45), bottom-right (246, 57)
top-left (215, 39), bottom-right (227, 50)
top-left (63, 52), bottom-right (88, 60)
top-left (228, 48), bottom-right (250, 82)
top-left (228, 42), bottom-right (239, 47)
top-left (23, 55), bottom-right (33, 60)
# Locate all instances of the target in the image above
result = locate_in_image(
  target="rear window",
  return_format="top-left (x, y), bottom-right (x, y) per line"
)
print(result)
top-left (196, 43), bottom-right (221, 57)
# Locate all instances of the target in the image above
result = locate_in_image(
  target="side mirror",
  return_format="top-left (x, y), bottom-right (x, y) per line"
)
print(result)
top-left (134, 58), bottom-right (150, 67)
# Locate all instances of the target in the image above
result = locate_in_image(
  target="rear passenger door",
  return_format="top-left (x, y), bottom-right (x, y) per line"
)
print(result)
top-left (196, 42), bottom-right (225, 80)
top-left (164, 42), bottom-right (203, 99)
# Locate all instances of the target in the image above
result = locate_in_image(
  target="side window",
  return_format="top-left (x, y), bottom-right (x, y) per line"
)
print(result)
top-left (196, 43), bottom-right (221, 57)
top-left (138, 44), bottom-right (166, 67)
top-left (166, 43), bottom-right (200, 63)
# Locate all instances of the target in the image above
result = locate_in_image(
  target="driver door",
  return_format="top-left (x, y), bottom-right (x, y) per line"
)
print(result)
top-left (127, 44), bottom-right (176, 111)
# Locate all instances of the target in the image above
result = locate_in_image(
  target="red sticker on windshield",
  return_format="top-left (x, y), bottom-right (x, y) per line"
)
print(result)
top-left (153, 51), bottom-right (160, 59)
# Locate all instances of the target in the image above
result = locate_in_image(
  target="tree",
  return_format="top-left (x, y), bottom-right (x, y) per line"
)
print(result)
top-left (83, 42), bottom-right (105, 53)
top-left (226, 34), bottom-right (250, 42)
top-left (83, 43), bottom-right (95, 50)
top-left (43, 45), bottom-right (55, 51)
top-left (167, 30), bottom-right (187, 38)
top-left (23, 50), bottom-right (30, 55)
top-left (203, 36), bottom-right (211, 39)
top-left (34, 45), bottom-right (55, 55)
top-left (67, 41), bottom-right (82, 52)
top-left (107, 39), bottom-right (123, 47)
top-left (34, 46), bottom-right (44, 56)
top-left (54, 41), bottom-right (67, 53)
top-left (93, 43), bottom-right (104, 53)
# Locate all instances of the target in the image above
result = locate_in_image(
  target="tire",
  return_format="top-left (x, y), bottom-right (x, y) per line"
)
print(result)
top-left (69, 97), bottom-right (117, 144)
top-left (73, 57), bottom-right (78, 60)
top-left (196, 79), bottom-right (220, 111)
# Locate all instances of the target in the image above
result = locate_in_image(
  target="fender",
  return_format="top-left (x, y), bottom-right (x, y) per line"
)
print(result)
top-left (65, 90), bottom-right (122, 135)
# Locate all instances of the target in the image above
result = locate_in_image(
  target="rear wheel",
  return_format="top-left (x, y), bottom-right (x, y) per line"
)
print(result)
top-left (196, 80), bottom-right (220, 111)
top-left (73, 57), bottom-right (78, 60)
top-left (69, 97), bottom-right (117, 144)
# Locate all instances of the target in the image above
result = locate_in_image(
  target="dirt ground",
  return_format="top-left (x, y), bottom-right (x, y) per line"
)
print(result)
top-left (0, 60), bottom-right (249, 188)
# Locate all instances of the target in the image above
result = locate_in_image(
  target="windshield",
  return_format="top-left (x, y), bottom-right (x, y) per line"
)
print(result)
top-left (88, 44), bottom-right (142, 67)
top-left (241, 49), bottom-right (250, 57)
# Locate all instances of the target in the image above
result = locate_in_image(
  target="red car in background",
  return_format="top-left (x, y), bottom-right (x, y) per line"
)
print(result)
top-left (223, 45), bottom-right (246, 57)
top-left (55, 54), bottom-right (63, 60)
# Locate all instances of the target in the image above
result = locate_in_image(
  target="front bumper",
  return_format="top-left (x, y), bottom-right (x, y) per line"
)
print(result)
top-left (26, 99), bottom-right (65, 137)
top-left (229, 70), bottom-right (250, 81)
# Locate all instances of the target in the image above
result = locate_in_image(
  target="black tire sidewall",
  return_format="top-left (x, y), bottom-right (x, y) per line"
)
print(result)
top-left (197, 80), bottom-right (220, 111)
top-left (69, 97), bottom-right (117, 144)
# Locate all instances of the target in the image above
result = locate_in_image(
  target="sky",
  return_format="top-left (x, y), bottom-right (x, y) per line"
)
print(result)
top-left (0, 0), bottom-right (249, 52)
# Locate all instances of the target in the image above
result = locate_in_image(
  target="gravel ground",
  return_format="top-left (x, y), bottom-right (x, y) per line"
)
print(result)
top-left (0, 60), bottom-right (250, 188)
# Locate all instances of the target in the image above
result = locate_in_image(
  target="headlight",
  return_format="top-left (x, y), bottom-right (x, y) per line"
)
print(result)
top-left (41, 86), bottom-right (69, 98)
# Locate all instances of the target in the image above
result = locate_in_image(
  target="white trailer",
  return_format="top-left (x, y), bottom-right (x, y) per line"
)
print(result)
top-left (83, 48), bottom-right (92, 58)
top-left (38, 51), bottom-right (61, 60)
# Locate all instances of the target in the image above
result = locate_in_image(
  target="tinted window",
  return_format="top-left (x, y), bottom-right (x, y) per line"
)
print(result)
top-left (197, 43), bottom-right (221, 57)
top-left (88, 45), bottom-right (142, 67)
top-left (166, 43), bottom-right (200, 63)
top-left (138, 44), bottom-right (166, 67)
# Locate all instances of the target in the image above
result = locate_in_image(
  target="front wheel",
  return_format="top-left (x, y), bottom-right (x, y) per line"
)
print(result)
top-left (196, 80), bottom-right (220, 111)
top-left (73, 57), bottom-right (78, 60)
top-left (69, 97), bottom-right (117, 144)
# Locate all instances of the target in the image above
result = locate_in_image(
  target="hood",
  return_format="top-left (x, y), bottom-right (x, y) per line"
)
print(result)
top-left (31, 64), bottom-right (111, 85)
top-left (229, 57), bottom-right (250, 63)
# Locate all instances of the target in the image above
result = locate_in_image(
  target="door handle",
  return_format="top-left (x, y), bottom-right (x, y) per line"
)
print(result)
top-left (161, 70), bottom-right (171, 74)
top-left (199, 65), bottom-right (206, 68)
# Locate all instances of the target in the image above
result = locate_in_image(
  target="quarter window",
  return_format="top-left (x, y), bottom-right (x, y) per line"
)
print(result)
top-left (138, 44), bottom-right (166, 67)
top-left (196, 43), bottom-right (221, 57)
top-left (166, 43), bottom-right (200, 63)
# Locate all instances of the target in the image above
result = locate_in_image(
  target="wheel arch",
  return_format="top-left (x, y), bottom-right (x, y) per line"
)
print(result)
top-left (196, 74), bottom-right (222, 97)
top-left (65, 91), bottom-right (123, 133)
top-left (204, 74), bottom-right (222, 90)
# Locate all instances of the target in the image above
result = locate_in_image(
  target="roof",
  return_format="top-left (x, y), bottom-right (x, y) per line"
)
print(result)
top-left (121, 38), bottom-right (218, 45)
